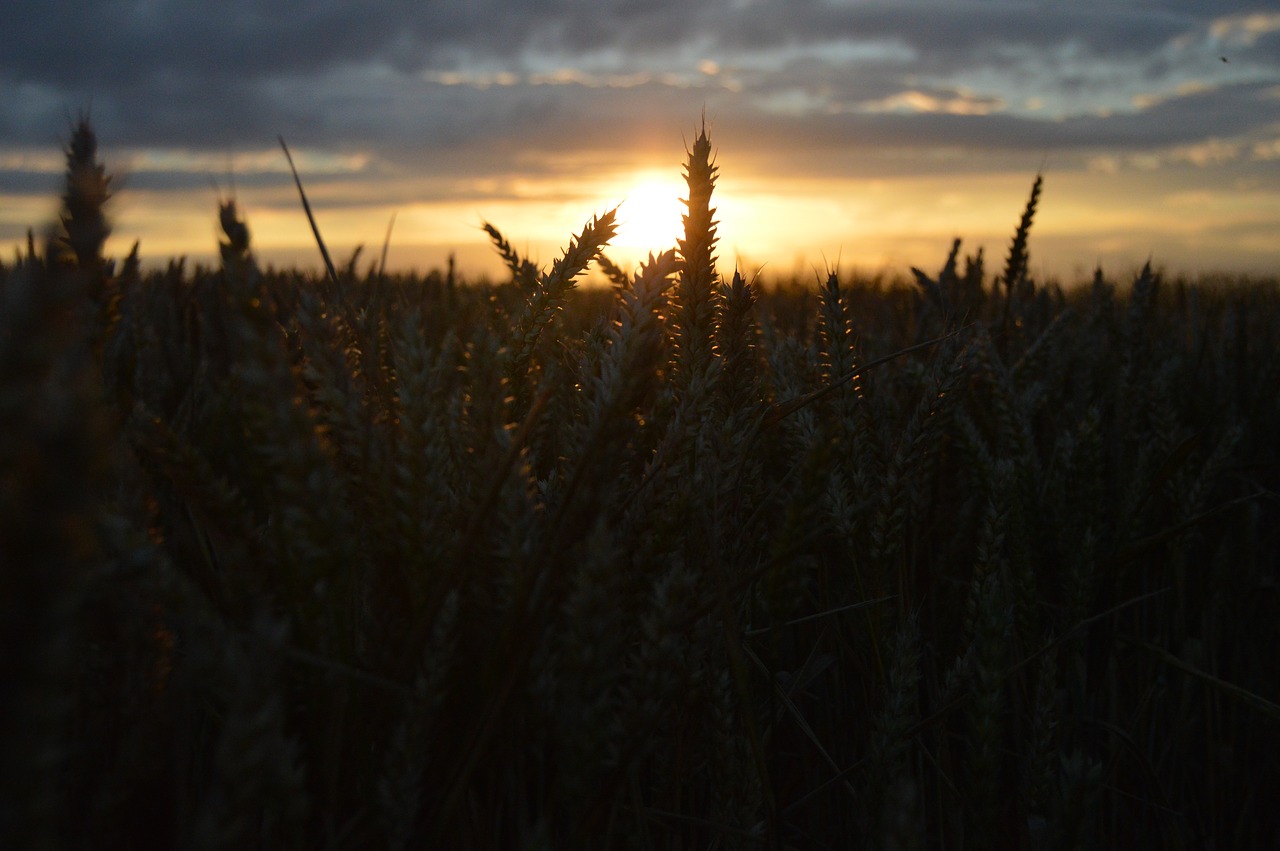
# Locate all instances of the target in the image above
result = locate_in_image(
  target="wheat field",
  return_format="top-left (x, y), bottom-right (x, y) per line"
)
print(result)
top-left (2, 121), bottom-right (1278, 849)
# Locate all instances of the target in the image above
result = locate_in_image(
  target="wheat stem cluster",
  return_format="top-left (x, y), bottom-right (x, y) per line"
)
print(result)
top-left (1, 120), bottom-right (1278, 849)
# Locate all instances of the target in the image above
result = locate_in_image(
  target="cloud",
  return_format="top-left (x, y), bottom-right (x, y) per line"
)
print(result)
top-left (0, 1), bottom-right (1276, 210)
top-left (1, 2), bottom-right (1266, 100)
top-left (1210, 11), bottom-right (1280, 47)
top-left (859, 87), bottom-right (1004, 116)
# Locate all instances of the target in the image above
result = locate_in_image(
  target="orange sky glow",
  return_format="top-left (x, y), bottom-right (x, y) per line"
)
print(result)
top-left (3, 5), bottom-right (1279, 283)
top-left (5, 127), bottom-right (1280, 285)
top-left (58, 151), bottom-right (1280, 284)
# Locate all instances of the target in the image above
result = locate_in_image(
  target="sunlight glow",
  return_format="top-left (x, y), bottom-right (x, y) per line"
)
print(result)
top-left (6, 151), bottom-right (1279, 280)
top-left (612, 171), bottom-right (687, 256)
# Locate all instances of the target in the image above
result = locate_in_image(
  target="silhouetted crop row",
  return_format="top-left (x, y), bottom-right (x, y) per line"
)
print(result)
top-left (2, 121), bottom-right (1278, 849)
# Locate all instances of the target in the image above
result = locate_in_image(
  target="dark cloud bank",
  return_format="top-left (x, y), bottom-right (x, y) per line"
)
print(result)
top-left (5, 3), bottom-right (1277, 146)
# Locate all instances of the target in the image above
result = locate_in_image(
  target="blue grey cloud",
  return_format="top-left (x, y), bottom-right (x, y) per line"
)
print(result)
top-left (0, 0), bottom-right (1277, 200)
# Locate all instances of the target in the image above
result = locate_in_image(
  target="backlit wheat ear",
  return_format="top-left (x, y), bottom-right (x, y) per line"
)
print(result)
top-left (483, 221), bottom-right (538, 290)
top-left (1001, 173), bottom-right (1041, 296)
top-left (548, 250), bottom-right (679, 536)
top-left (594, 252), bottom-right (631, 289)
top-left (673, 122), bottom-right (720, 391)
top-left (217, 199), bottom-right (259, 287)
top-left (713, 269), bottom-right (762, 419)
top-left (504, 207), bottom-right (618, 418)
top-left (963, 244), bottom-right (986, 304)
top-left (60, 119), bottom-right (112, 273)
top-left (999, 173), bottom-right (1042, 333)
top-left (817, 269), bottom-right (859, 424)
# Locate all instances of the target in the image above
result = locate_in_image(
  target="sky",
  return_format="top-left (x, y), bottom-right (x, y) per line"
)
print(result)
top-left (2, 0), bottom-right (1279, 282)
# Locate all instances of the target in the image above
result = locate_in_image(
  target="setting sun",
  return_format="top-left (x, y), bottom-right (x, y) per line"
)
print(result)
top-left (611, 171), bottom-right (687, 257)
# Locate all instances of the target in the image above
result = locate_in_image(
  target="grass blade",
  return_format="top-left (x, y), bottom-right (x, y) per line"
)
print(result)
top-left (279, 135), bottom-right (339, 287)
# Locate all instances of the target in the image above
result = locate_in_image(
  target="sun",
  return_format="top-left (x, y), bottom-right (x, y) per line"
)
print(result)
top-left (612, 171), bottom-right (687, 256)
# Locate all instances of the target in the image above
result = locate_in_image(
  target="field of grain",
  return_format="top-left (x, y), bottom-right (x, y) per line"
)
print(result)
top-left (2, 122), bottom-right (1278, 849)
